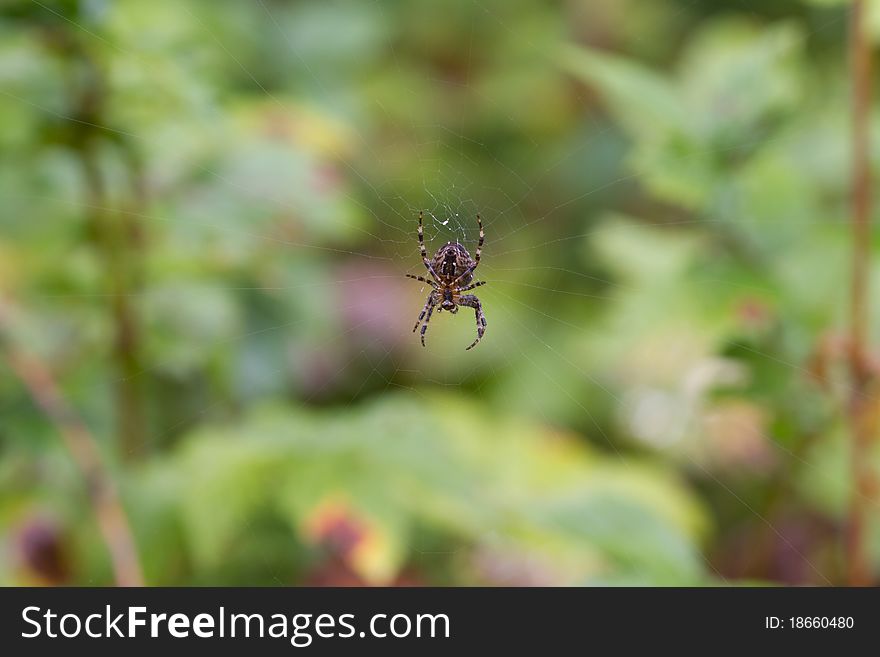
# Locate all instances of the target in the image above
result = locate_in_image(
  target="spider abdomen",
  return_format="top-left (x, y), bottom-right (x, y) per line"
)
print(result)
top-left (433, 242), bottom-right (475, 284)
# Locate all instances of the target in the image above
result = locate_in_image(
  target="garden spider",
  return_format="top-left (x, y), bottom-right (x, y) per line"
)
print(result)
top-left (406, 211), bottom-right (487, 350)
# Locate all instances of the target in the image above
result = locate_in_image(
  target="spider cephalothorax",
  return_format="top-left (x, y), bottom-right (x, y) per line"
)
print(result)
top-left (406, 211), bottom-right (487, 350)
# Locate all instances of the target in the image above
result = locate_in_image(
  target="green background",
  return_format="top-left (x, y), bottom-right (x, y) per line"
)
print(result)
top-left (1, 0), bottom-right (877, 586)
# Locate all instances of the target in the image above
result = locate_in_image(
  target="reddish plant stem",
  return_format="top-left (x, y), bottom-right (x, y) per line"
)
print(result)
top-left (0, 302), bottom-right (144, 586)
top-left (847, 0), bottom-right (875, 587)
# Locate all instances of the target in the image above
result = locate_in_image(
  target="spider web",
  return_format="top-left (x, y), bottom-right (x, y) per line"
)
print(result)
top-left (0, 0), bottom-right (864, 587)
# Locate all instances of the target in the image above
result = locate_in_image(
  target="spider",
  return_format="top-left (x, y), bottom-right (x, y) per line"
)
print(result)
top-left (406, 211), bottom-right (487, 350)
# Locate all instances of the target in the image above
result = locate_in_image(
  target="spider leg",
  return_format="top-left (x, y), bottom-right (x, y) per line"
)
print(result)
top-left (406, 273), bottom-right (438, 288)
top-left (456, 280), bottom-right (486, 293)
top-left (474, 213), bottom-right (483, 268)
top-left (451, 214), bottom-right (484, 286)
top-left (419, 300), bottom-right (437, 347)
top-left (417, 211), bottom-right (441, 283)
top-left (458, 294), bottom-right (487, 350)
top-left (412, 292), bottom-right (437, 347)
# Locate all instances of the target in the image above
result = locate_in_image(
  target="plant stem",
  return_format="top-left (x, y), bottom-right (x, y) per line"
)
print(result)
top-left (0, 301), bottom-right (145, 586)
top-left (64, 39), bottom-right (148, 460)
top-left (847, 0), bottom-right (874, 587)
top-left (80, 141), bottom-right (147, 459)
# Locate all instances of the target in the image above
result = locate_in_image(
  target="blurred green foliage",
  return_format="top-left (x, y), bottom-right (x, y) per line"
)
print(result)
top-left (1, 0), bottom-right (878, 586)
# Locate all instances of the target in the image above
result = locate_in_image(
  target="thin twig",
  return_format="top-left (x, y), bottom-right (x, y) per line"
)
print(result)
top-left (846, 0), bottom-right (875, 587)
top-left (0, 301), bottom-right (144, 586)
